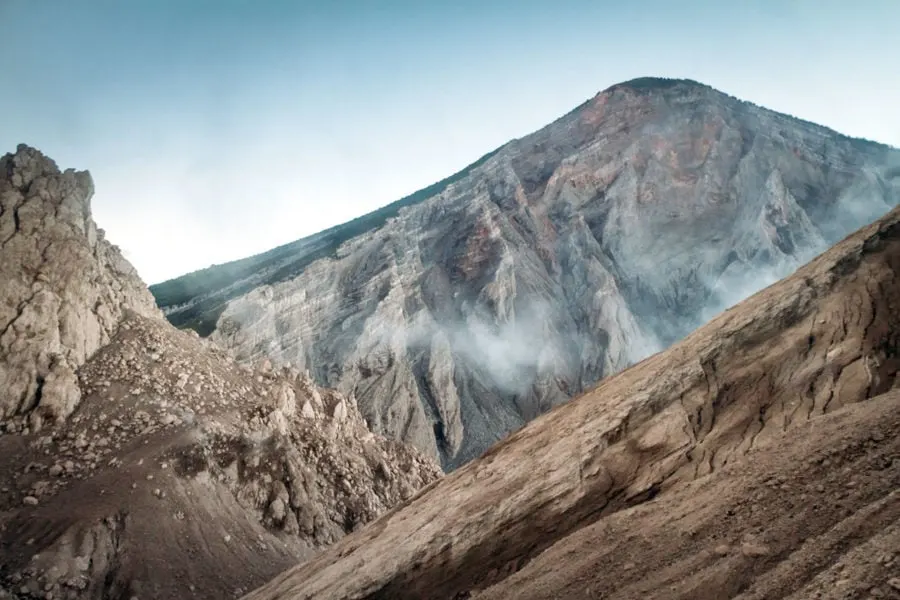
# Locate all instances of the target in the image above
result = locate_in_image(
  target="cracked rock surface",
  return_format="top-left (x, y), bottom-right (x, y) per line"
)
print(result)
top-left (0, 146), bottom-right (441, 600)
top-left (0, 144), bottom-right (160, 430)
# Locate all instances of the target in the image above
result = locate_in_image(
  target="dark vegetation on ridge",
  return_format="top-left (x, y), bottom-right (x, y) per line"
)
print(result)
top-left (151, 76), bottom-right (895, 339)
top-left (149, 78), bottom-right (707, 333)
top-left (149, 146), bottom-right (502, 335)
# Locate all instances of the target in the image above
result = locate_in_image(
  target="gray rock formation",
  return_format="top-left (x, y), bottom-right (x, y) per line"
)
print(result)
top-left (0, 145), bottom-right (160, 431)
top-left (0, 146), bottom-right (441, 599)
top-left (242, 201), bottom-right (900, 600)
top-left (153, 78), bottom-right (900, 468)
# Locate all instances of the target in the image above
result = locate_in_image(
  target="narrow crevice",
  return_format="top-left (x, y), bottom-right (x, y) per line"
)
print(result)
top-left (0, 290), bottom-right (38, 342)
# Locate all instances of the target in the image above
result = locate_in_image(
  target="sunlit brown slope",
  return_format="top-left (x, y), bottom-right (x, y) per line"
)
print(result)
top-left (243, 204), bottom-right (900, 600)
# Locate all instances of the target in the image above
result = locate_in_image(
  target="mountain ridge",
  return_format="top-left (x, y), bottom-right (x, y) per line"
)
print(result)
top-left (149, 145), bottom-right (503, 335)
top-left (150, 77), bottom-right (895, 333)
top-left (152, 78), bottom-right (900, 469)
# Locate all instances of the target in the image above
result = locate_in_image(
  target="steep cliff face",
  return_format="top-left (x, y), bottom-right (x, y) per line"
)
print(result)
top-left (0, 146), bottom-right (441, 599)
top-left (0, 145), bottom-right (160, 431)
top-left (154, 78), bottom-right (900, 468)
top-left (242, 202), bottom-right (900, 600)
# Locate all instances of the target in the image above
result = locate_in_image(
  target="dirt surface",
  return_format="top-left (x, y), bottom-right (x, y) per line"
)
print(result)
top-left (478, 390), bottom-right (900, 600)
top-left (242, 205), bottom-right (900, 600)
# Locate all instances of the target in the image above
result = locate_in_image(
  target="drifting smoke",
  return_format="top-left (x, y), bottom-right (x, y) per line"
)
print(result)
top-left (820, 168), bottom-right (897, 243)
top-left (217, 161), bottom-right (900, 426)
top-left (699, 168), bottom-right (899, 326)
top-left (401, 299), bottom-right (578, 398)
top-left (698, 262), bottom-right (796, 326)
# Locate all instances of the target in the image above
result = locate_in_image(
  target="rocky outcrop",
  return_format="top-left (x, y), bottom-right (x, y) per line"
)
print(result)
top-left (0, 146), bottom-right (441, 599)
top-left (154, 78), bottom-right (900, 469)
top-left (0, 145), bottom-right (160, 431)
top-left (241, 201), bottom-right (900, 600)
top-left (0, 312), bottom-right (440, 600)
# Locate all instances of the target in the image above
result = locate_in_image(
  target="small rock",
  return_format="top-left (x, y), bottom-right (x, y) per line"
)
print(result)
top-left (887, 578), bottom-right (900, 592)
top-left (713, 544), bottom-right (731, 556)
top-left (740, 542), bottom-right (770, 557)
top-left (48, 464), bottom-right (64, 477)
top-left (23, 496), bottom-right (39, 506)
top-left (300, 401), bottom-right (316, 419)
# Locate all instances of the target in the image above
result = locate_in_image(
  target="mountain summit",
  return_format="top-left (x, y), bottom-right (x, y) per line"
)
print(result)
top-left (152, 78), bottom-right (900, 468)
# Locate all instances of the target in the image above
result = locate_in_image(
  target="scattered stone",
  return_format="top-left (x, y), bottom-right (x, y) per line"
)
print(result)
top-left (740, 542), bottom-right (770, 557)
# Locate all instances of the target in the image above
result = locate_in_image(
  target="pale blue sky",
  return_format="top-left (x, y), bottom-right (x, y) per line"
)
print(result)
top-left (1, 0), bottom-right (897, 283)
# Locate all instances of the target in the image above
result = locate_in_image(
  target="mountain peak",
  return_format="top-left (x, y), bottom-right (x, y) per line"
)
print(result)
top-left (603, 76), bottom-right (708, 94)
top-left (152, 80), bottom-right (900, 470)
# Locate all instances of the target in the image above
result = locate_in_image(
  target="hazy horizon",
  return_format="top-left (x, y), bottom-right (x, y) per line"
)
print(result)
top-left (2, 0), bottom-right (898, 284)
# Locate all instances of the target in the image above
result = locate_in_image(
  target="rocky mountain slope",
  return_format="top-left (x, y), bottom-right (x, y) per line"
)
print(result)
top-left (0, 146), bottom-right (441, 599)
top-left (243, 199), bottom-right (900, 600)
top-left (152, 77), bottom-right (900, 468)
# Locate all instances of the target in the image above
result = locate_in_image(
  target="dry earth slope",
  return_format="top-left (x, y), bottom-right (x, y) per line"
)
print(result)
top-left (0, 145), bottom-right (441, 600)
top-left (242, 203), bottom-right (900, 599)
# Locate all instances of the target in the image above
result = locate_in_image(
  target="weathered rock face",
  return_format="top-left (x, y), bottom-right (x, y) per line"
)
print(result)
top-left (0, 145), bottom-right (160, 430)
top-left (154, 78), bottom-right (900, 468)
top-left (241, 201), bottom-right (900, 600)
top-left (0, 146), bottom-right (441, 599)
